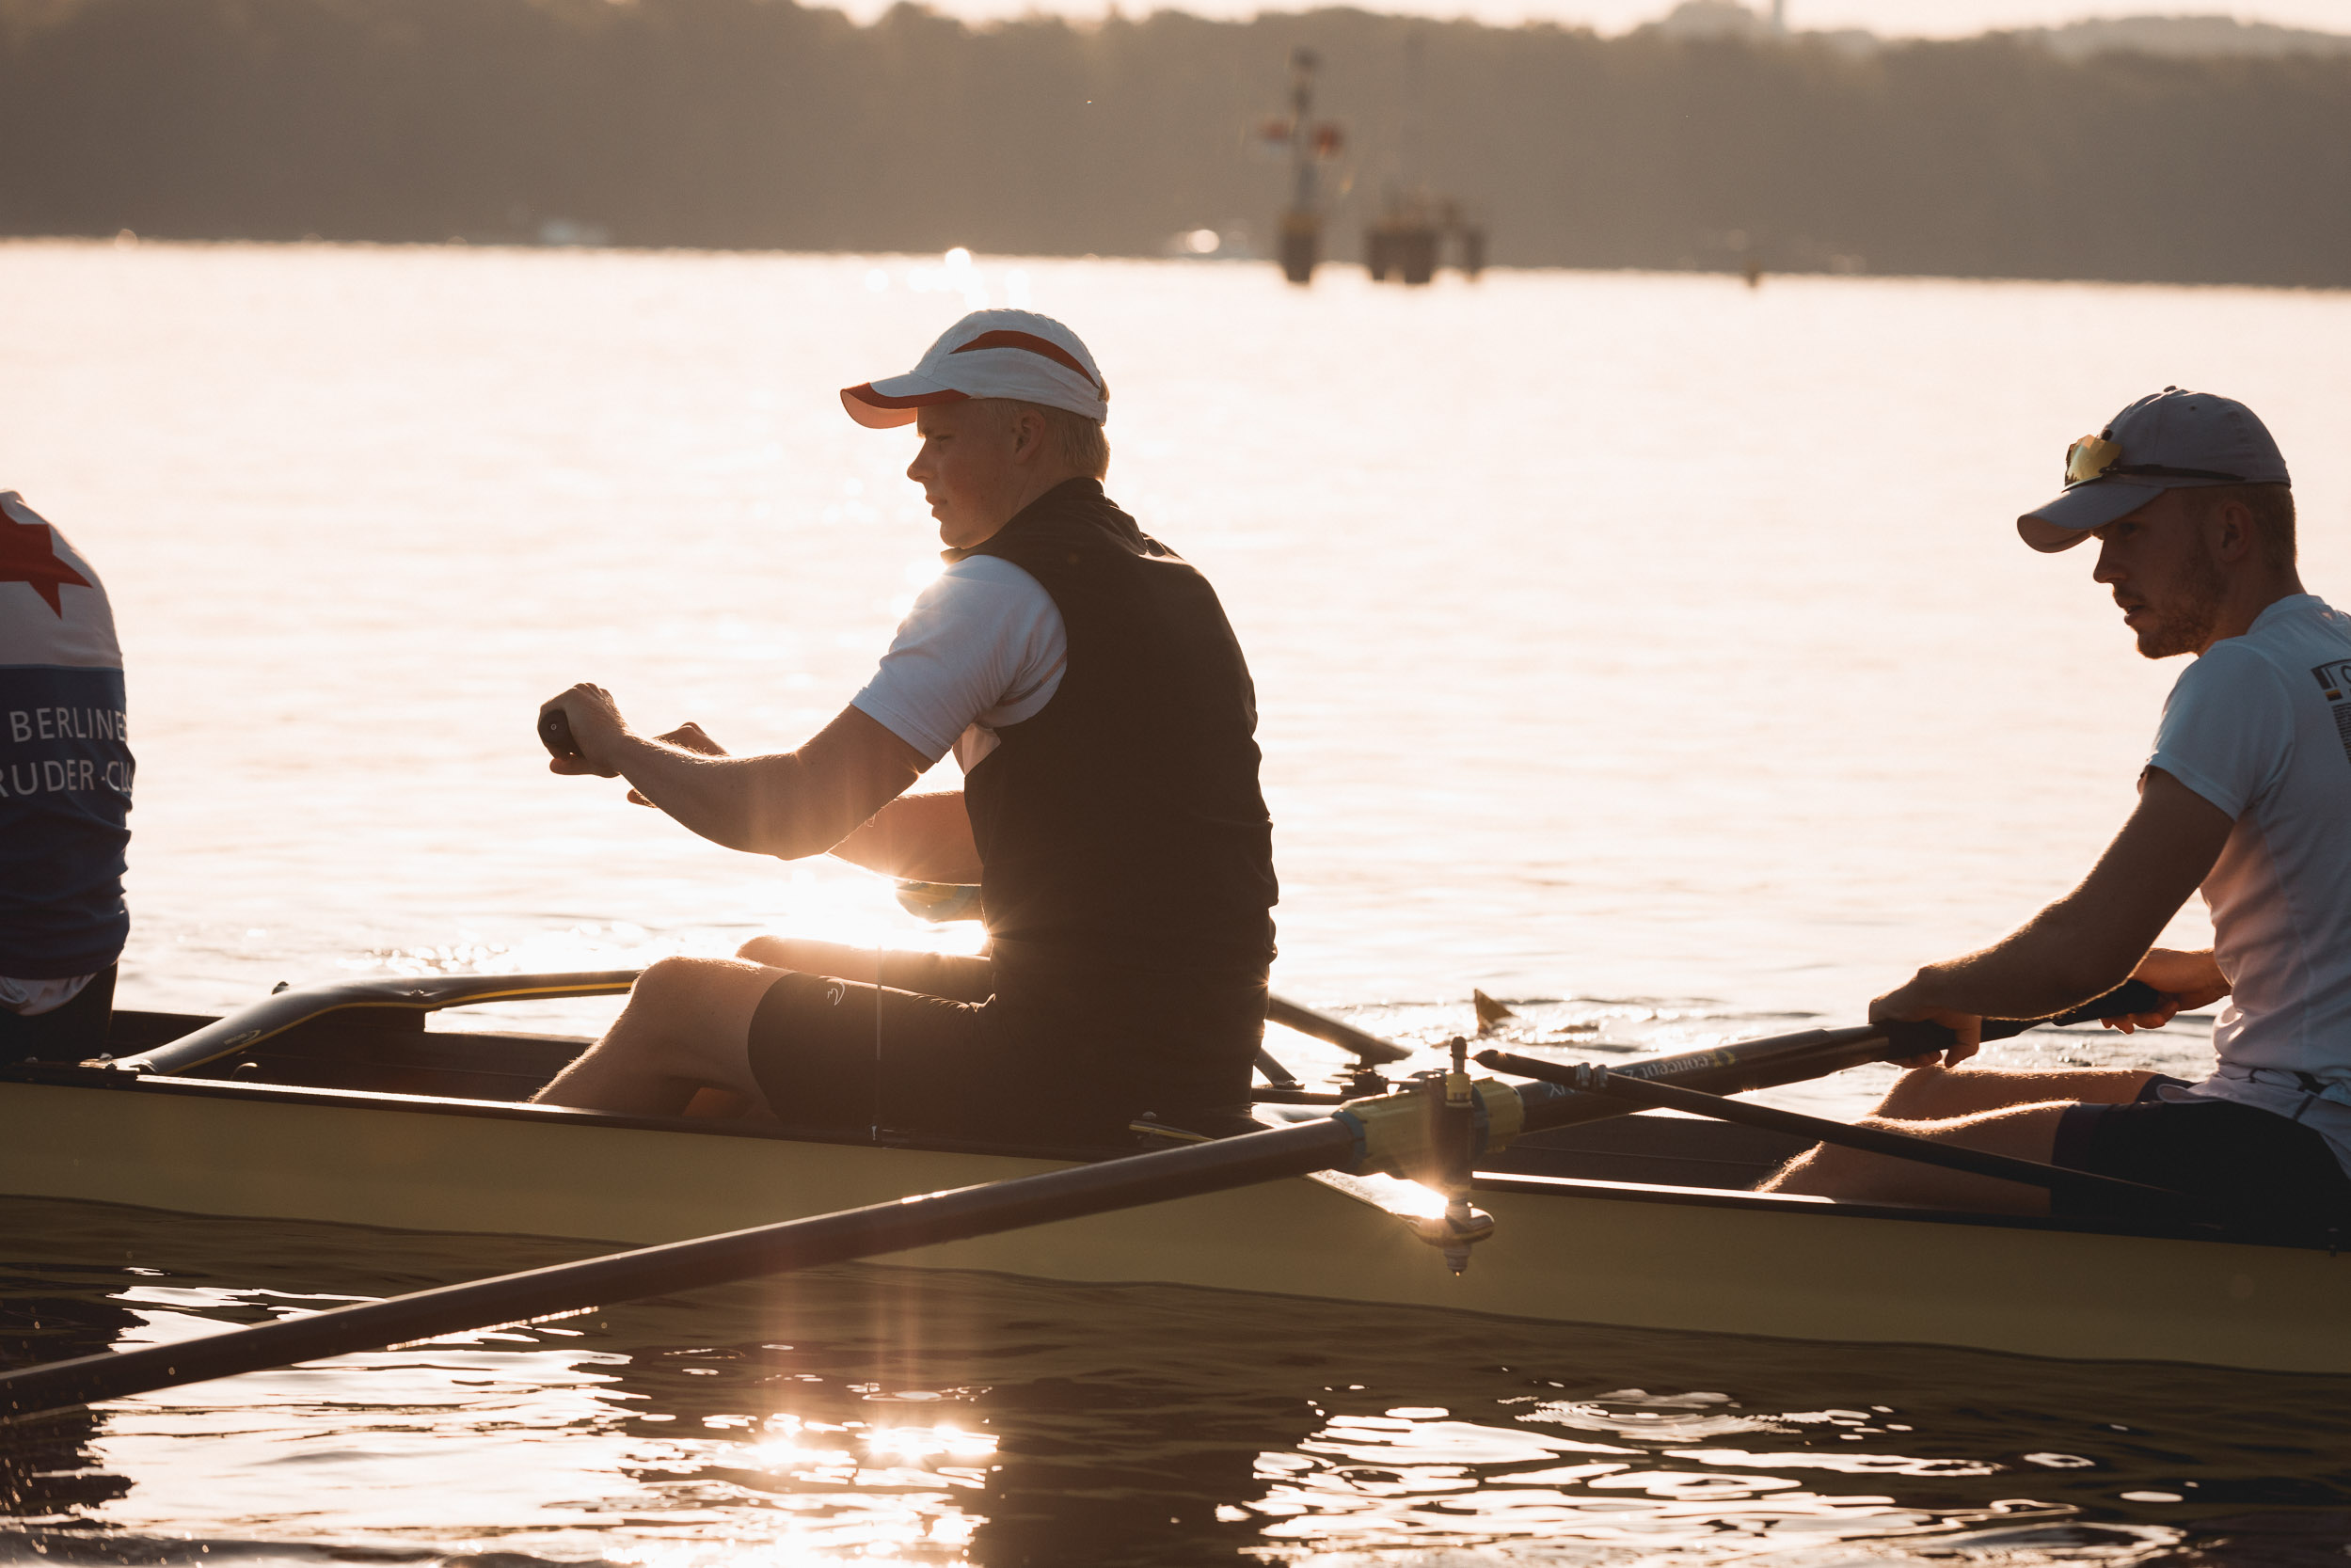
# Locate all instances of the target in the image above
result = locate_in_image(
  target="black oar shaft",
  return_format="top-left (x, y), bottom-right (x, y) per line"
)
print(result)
top-left (1503, 1025), bottom-right (1892, 1135)
top-left (1492, 979), bottom-right (2167, 1140)
top-left (0, 1117), bottom-right (1353, 1423)
top-left (1264, 997), bottom-right (1410, 1065)
top-left (1492, 1055), bottom-right (2187, 1207)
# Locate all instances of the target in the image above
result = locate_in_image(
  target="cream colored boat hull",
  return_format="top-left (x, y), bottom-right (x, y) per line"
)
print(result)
top-left (3, 1071), bottom-right (2344, 1374)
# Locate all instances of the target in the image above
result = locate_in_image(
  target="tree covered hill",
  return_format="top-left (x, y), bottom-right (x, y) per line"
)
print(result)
top-left (5, 0), bottom-right (2348, 286)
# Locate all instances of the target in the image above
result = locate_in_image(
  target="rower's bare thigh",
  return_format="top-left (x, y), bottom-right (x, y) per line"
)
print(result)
top-left (1876, 1065), bottom-right (2155, 1120)
top-left (737, 938), bottom-right (884, 983)
top-left (735, 937), bottom-right (994, 1003)
top-left (1766, 1101), bottom-right (2076, 1213)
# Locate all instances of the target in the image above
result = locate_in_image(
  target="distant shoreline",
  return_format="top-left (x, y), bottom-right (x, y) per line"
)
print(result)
top-left (6, 0), bottom-right (2348, 289)
top-left (19, 234), bottom-right (2351, 299)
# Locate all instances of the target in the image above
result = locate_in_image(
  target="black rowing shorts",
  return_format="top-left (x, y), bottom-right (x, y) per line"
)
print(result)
top-left (743, 950), bottom-right (1266, 1149)
top-left (0, 964), bottom-right (117, 1066)
top-left (2053, 1077), bottom-right (2351, 1239)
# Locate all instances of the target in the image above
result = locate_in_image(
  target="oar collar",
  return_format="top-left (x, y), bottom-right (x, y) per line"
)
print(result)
top-left (1330, 1076), bottom-right (1526, 1180)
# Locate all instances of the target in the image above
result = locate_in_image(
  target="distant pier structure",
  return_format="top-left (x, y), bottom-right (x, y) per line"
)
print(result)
top-left (1363, 35), bottom-right (1486, 285)
top-left (1261, 49), bottom-right (1345, 285)
top-left (1366, 198), bottom-right (1485, 284)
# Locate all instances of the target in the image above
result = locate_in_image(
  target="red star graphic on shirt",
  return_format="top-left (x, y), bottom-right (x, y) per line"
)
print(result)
top-left (0, 513), bottom-right (93, 616)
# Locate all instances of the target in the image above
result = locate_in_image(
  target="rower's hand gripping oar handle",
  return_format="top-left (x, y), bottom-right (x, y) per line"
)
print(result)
top-left (539, 707), bottom-right (582, 760)
top-left (1876, 978), bottom-right (2167, 1060)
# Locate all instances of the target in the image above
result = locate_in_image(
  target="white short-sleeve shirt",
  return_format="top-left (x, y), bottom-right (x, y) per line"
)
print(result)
top-left (2146, 594), bottom-right (2351, 1167)
top-left (850, 556), bottom-right (1066, 772)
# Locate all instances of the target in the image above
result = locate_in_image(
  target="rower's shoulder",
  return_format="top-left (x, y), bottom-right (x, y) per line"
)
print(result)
top-left (941, 552), bottom-right (1048, 593)
top-left (2217, 594), bottom-right (2351, 683)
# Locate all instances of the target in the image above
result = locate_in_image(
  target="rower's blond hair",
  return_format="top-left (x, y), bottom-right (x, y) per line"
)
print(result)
top-left (978, 397), bottom-right (1110, 480)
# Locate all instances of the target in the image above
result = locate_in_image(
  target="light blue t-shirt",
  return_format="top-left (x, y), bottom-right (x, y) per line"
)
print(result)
top-left (2148, 594), bottom-right (2351, 1168)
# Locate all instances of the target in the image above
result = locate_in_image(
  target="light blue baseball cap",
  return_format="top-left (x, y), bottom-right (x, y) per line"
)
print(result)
top-left (2020, 388), bottom-right (2290, 552)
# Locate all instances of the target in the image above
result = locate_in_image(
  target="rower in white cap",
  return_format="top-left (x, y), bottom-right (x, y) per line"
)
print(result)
top-left (1769, 388), bottom-right (2351, 1238)
top-left (532, 310), bottom-right (1279, 1148)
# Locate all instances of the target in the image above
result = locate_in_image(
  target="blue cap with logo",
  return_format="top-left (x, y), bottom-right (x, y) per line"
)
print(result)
top-left (2019, 388), bottom-right (2290, 552)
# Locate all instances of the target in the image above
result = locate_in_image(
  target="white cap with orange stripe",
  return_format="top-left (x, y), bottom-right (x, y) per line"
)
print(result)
top-left (841, 309), bottom-right (1108, 429)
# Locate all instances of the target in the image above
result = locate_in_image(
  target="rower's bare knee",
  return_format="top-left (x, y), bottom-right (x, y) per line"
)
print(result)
top-left (625, 956), bottom-right (777, 1066)
top-left (627, 952), bottom-right (725, 1010)
top-left (535, 956), bottom-right (780, 1114)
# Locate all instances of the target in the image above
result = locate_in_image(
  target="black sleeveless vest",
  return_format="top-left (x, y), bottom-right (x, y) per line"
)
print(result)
top-left (961, 480), bottom-right (1277, 986)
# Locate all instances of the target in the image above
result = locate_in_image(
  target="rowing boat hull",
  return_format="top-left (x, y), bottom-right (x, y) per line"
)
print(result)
top-left (4, 1069), bottom-right (2343, 1374)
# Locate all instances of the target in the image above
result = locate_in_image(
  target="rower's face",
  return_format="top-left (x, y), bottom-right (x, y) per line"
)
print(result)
top-left (907, 402), bottom-right (1023, 550)
top-left (2090, 488), bottom-right (2225, 659)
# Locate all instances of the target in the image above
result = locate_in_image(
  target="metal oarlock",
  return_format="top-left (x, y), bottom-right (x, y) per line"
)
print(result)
top-left (1428, 1201), bottom-right (1496, 1275)
top-left (1424, 1037), bottom-right (1496, 1274)
top-left (1318, 1040), bottom-right (1520, 1275)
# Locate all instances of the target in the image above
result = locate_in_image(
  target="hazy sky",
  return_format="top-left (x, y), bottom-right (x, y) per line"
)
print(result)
top-left (840, 0), bottom-right (2351, 38)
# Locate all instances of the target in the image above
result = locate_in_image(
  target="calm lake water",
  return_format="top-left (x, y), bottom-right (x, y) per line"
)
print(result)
top-left (4, 240), bottom-right (2350, 1562)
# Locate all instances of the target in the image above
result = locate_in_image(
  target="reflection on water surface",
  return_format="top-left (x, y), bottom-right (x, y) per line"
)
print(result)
top-left (3, 1197), bottom-right (2346, 1566)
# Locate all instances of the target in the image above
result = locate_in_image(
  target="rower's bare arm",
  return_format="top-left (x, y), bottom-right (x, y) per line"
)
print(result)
top-left (616, 717), bottom-right (979, 877)
top-left (545, 686), bottom-right (926, 858)
top-left (1879, 767), bottom-right (2233, 1028)
top-left (828, 791), bottom-right (982, 883)
top-left (621, 721), bottom-right (726, 805)
top-left (2105, 945), bottom-right (2231, 1033)
top-left (2128, 945), bottom-right (2227, 1002)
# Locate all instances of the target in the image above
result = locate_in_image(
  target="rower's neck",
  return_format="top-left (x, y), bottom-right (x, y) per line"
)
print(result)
top-left (2200, 569), bottom-right (2306, 653)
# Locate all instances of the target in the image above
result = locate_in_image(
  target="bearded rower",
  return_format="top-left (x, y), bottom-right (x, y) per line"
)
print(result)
top-left (1770, 388), bottom-right (2351, 1237)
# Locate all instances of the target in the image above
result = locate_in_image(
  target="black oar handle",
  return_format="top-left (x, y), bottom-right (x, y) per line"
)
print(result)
top-left (1879, 978), bottom-right (2167, 1060)
top-left (539, 706), bottom-right (581, 760)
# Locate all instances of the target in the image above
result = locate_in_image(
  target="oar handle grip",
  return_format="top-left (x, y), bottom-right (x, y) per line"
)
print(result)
top-left (539, 707), bottom-right (582, 760)
top-left (1878, 978), bottom-right (2168, 1060)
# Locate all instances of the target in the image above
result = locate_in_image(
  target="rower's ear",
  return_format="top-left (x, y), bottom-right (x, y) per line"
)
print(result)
top-left (1009, 404), bottom-right (1050, 462)
top-left (2200, 492), bottom-right (2259, 564)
